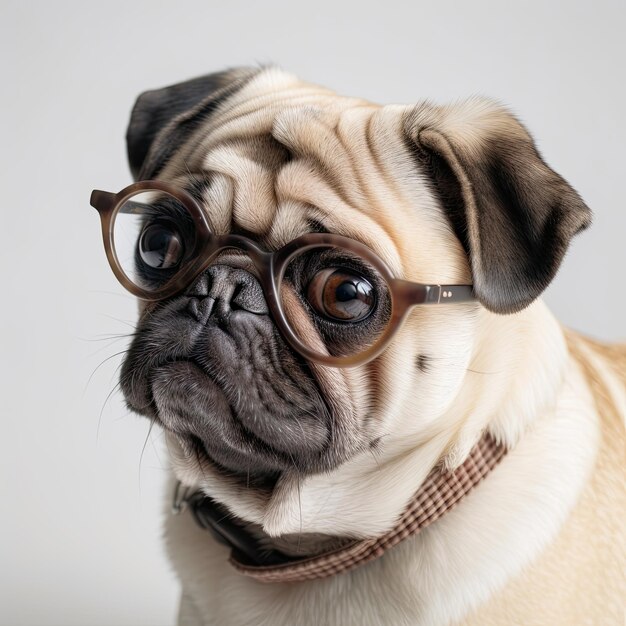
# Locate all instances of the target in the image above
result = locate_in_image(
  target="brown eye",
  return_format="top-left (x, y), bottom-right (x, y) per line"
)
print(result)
top-left (138, 222), bottom-right (184, 269)
top-left (307, 268), bottom-right (376, 322)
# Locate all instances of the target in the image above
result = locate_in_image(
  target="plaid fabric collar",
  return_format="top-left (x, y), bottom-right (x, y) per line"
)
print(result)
top-left (174, 432), bottom-right (506, 583)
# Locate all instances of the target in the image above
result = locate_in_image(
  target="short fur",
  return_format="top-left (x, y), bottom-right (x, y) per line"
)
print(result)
top-left (118, 67), bottom-right (625, 625)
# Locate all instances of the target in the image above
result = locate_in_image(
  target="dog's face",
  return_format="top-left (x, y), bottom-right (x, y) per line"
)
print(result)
top-left (119, 67), bottom-right (590, 491)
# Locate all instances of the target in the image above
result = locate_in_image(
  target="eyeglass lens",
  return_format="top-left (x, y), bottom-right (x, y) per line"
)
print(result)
top-left (113, 190), bottom-right (198, 293)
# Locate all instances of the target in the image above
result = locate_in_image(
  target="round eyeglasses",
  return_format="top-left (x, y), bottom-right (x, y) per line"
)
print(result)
top-left (90, 181), bottom-right (475, 367)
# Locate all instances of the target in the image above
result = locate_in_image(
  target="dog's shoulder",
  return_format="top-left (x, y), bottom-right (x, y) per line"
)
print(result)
top-left (565, 327), bottom-right (626, 429)
top-left (455, 327), bottom-right (626, 626)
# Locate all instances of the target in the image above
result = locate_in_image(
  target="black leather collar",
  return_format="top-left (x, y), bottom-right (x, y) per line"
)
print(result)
top-left (173, 482), bottom-right (293, 567)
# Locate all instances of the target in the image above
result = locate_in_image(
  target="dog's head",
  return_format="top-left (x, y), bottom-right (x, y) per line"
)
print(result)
top-left (119, 67), bottom-right (590, 496)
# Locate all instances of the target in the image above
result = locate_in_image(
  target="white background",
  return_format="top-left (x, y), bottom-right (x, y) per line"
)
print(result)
top-left (1, 1), bottom-right (624, 624)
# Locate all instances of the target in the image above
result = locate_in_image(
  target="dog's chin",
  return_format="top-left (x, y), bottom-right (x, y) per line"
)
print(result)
top-left (148, 359), bottom-right (331, 480)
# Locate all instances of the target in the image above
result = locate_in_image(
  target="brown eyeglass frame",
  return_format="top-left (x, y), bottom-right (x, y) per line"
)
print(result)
top-left (90, 180), bottom-right (475, 367)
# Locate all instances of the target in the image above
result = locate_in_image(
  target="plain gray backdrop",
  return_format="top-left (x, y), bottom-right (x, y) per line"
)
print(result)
top-left (1, 1), bottom-right (623, 624)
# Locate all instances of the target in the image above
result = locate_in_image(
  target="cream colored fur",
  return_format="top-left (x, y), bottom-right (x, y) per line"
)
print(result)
top-left (146, 68), bottom-right (625, 625)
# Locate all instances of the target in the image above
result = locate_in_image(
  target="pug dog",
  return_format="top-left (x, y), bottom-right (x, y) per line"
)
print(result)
top-left (92, 67), bottom-right (625, 625)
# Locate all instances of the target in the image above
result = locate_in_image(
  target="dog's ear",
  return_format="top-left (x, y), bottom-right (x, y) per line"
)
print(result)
top-left (126, 67), bottom-right (260, 180)
top-left (404, 99), bottom-right (592, 314)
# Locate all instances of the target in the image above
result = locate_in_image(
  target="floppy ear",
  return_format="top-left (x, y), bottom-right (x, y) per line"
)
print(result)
top-left (404, 99), bottom-right (592, 314)
top-left (126, 67), bottom-right (259, 180)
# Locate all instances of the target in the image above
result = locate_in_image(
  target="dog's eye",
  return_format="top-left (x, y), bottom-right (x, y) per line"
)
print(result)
top-left (138, 222), bottom-right (184, 269)
top-left (306, 268), bottom-right (376, 322)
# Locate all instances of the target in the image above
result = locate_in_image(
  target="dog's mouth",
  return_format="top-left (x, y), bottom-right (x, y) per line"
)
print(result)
top-left (178, 432), bottom-right (280, 490)
top-left (119, 296), bottom-right (339, 480)
top-left (149, 357), bottom-right (331, 478)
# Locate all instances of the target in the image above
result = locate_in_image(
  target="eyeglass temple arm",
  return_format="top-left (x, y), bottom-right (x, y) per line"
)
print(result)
top-left (390, 280), bottom-right (475, 305)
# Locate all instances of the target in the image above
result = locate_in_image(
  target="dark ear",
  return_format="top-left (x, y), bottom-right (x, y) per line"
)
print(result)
top-left (404, 99), bottom-right (592, 314)
top-left (126, 67), bottom-right (260, 180)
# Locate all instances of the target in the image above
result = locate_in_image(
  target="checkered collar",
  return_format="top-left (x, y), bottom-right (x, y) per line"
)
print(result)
top-left (173, 432), bottom-right (506, 583)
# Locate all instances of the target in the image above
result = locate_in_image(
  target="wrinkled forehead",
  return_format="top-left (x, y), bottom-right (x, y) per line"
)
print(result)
top-left (156, 74), bottom-right (431, 276)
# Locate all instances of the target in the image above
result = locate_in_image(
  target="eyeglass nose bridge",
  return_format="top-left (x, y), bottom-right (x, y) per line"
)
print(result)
top-left (193, 232), bottom-right (279, 295)
top-left (201, 233), bottom-right (274, 272)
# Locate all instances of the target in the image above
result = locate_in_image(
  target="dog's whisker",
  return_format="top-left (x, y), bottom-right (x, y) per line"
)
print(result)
top-left (148, 425), bottom-right (167, 470)
top-left (86, 289), bottom-right (135, 299)
top-left (427, 356), bottom-right (501, 376)
top-left (98, 313), bottom-right (138, 329)
top-left (139, 420), bottom-right (156, 493)
top-left (84, 349), bottom-right (131, 394)
top-left (96, 380), bottom-right (123, 445)
top-left (84, 341), bottom-right (133, 360)
top-left (368, 447), bottom-right (383, 473)
top-left (85, 339), bottom-right (132, 360)
top-left (193, 441), bottom-right (212, 489)
top-left (78, 331), bottom-right (138, 343)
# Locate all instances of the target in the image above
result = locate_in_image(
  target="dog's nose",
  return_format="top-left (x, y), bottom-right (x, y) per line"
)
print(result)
top-left (185, 265), bottom-right (269, 323)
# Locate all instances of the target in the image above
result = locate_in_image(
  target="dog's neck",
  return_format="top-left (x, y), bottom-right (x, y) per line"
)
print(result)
top-left (178, 428), bottom-right (507, 586)
top-left (168, 299), bottom-right (568, 542)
